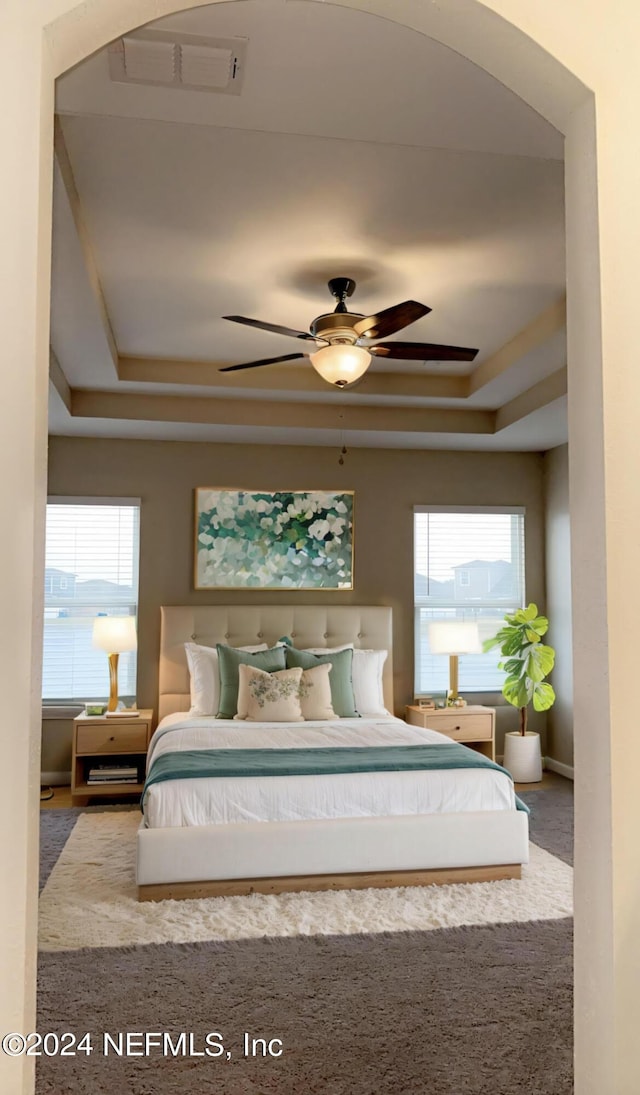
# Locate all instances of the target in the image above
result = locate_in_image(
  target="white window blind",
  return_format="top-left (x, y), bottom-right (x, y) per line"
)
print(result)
top-left (414, 507), bottom-right (525, 695)
top-left (42, 500), bottom-right (140, 703)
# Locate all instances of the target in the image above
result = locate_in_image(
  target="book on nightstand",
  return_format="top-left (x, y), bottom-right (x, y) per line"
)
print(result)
top-left (87, 777), bottom-right (139, 784)
top-left (87, 763), bottom-right (139, 784)
top-left (105, 709), bottom-right (140, 718)
top-left (88, 772), bottom-right (138, 777)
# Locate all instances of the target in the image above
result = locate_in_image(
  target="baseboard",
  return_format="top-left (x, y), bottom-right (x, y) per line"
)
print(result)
top-left (544, 757), bottom-right (574, 781)
top-left (40, 771), bottom-right (70, 787)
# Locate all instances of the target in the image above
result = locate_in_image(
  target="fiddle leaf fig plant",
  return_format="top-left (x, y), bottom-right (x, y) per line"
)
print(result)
top-left (483, 603), bottom-right (556, 735)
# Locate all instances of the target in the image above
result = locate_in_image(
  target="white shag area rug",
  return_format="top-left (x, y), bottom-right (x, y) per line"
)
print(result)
top-left (39, 812), bottom-right (573, 952)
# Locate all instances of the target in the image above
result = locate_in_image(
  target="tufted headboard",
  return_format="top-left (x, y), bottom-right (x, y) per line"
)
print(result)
top-left (158, 605), bottom-right (393, 723)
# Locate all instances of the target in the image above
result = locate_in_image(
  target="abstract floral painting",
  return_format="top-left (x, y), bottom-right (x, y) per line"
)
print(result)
top-left (194, 489), bottom-right (354, 589)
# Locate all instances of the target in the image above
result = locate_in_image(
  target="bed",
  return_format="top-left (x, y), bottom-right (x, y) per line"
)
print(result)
top-left (136, 605), bottom-right (529, 901)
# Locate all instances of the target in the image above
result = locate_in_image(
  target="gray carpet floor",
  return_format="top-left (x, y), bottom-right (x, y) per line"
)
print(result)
top-left (37, 920), bottom-right (572, 1095)
top-left (37, 776), bottom-right (573, 1095)
top-left (519, 773), bottom-right (574, 865)
top-left (39, 809), bottom-right (79, 893)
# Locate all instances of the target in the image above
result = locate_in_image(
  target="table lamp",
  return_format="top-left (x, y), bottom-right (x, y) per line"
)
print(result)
top-left (428, 621), bottom-right (481, 705)
top-left (92, 615), bottom-right (137, 711)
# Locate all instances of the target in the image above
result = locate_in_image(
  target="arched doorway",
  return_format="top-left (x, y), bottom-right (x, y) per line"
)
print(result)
top-left (3, 3), bottom-right (637, 1093)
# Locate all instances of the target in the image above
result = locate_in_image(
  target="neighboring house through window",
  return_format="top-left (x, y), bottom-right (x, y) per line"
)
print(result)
top-left (43, 499), bottom-right (140, 704)
top-left (414, 506), bottom-right (525, 695)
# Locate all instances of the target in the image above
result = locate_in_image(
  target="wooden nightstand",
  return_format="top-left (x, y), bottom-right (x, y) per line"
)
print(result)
top-left (71, 709), bottom-right (153, 806)
top-left (405, 704), bottom-right (496, 761)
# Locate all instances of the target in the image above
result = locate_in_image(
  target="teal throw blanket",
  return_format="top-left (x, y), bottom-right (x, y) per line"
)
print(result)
top-left (142, 742), bottom-right (528, 812)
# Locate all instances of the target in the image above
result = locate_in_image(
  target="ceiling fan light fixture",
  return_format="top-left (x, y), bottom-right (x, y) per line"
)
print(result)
top-left (309, 344), bottom-right (371, 388)
top-left (222, 279), bottom-right (477, 377)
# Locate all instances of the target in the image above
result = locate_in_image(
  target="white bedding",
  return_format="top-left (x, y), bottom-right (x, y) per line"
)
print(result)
top-left (143, 714), bottom-right (516, 829)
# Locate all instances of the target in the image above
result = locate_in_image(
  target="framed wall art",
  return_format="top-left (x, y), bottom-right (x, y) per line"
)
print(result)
top-left (194, 489), bottom-right (354, 590)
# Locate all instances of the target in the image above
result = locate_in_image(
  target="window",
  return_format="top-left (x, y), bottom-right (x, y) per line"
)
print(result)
top-left (42, 499), bottom-right (140, 703)
top-left (414, 506), bottom-right (525, 695)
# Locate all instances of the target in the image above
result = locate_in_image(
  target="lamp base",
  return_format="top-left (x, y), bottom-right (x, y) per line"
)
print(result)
top-left (446, 655), bottom-right (464, 707)
top-left (107, 652), bottom-right (120, 712)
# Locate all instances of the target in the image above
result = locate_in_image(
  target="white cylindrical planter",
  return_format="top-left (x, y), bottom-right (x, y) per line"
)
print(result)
top-left (502, 731), bottom-right (543, 783)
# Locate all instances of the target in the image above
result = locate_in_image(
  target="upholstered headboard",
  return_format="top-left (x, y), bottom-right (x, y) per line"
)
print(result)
top-left (158, 605), bottom-right (394, 722)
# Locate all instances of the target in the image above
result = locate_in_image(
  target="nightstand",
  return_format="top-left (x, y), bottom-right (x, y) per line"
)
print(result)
top-left (405, 704), bottom-right (496, 761)
top-left (71, 709), bottom-right (153, 806)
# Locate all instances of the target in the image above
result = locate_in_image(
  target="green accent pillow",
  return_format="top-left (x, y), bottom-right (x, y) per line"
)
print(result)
top-left (216, 644), bottom-right (286, 719)
top-left (285, 646), bottom-right (358, 718)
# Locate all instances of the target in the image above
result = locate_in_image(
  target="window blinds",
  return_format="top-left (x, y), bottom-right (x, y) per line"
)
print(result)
top-left (42, 500), bottom-right (140, 703)
top-left (413, 507), bottom-right (525, 695)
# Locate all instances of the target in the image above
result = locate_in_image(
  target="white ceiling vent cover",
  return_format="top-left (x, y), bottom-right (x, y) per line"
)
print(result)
top-left (109, 30), bottom-right (247, 95)
top-left (180, 44), bottom-right (232, 90)
top-left (123, 38), bottom-right (176, 84)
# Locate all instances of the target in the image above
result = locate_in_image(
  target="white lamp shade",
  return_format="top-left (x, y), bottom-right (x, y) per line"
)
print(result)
top-left (310, 344), bottom-right (371, 387)
top-left (428, 620), bottom-right (481, 655)
top-left (92, 615), bottom-right (137, 653)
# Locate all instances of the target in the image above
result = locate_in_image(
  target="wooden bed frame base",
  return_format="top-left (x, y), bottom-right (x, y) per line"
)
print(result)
top-left (137, 862), bottom-right (521, 902)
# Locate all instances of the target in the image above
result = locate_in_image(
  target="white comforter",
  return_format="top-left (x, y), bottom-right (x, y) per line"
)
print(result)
top-left (143, 714), bottom-right (516, 829)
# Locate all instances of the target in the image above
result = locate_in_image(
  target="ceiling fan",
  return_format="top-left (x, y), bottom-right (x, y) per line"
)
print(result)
top-left (220, 277), bottom-right (479, 388)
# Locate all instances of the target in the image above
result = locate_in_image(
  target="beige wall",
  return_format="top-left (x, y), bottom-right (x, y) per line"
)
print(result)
top-left (544, 445), bottom-right (574, 770)
top-left (47, 435), bottom-right (546, 754)
top-left (41, 715), bottom-right (76, 780)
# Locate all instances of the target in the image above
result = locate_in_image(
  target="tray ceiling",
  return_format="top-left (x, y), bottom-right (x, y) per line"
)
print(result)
top-left (50, 0), bottom-right (567, 452)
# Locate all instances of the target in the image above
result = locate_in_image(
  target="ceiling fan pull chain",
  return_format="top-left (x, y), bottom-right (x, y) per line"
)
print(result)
top-left (338, 410), bottom-right (348, 465)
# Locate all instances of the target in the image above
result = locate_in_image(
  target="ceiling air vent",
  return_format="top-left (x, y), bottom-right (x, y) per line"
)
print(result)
top-left (108, 30), bottom-right (247, 95)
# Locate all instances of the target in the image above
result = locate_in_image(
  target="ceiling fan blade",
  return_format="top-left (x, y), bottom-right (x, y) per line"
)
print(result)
top-left (219, 353), bottom-right (307, 373)
top-left (371, 341), bottom-right (479, 362)
top-left (223, 315), bottom-right (317, 342)
top-left (354, 301), bottom-right (431, 340)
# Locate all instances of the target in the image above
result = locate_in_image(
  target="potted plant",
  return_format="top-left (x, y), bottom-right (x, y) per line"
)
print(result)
top-left (483, 603), bottom-right (555, 783)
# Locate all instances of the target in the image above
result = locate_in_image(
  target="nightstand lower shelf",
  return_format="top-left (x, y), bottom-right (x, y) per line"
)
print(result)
top-left (73, 755), bottom-right (146, 800)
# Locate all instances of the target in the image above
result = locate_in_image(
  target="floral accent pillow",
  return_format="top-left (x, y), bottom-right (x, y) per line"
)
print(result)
top-left (239, 665), bottom-right (304, 722)
top-left (299, 663), bottom-right (336, 720)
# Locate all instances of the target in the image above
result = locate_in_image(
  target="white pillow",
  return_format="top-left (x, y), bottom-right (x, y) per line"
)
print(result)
top-left (241, 664), bottom-right (304, 722)
top-left (303, 643), bottom-right (389, 716)
top-left (352, 649), bottom-right (389, 716)
top-left (185, 642), bottom-right (267, 717)
top-left (300, 663), bottom-right (336, 720)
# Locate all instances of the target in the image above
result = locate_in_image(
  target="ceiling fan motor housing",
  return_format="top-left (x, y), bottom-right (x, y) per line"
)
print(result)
top-left (310, 311), bottom-right (366, 344)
